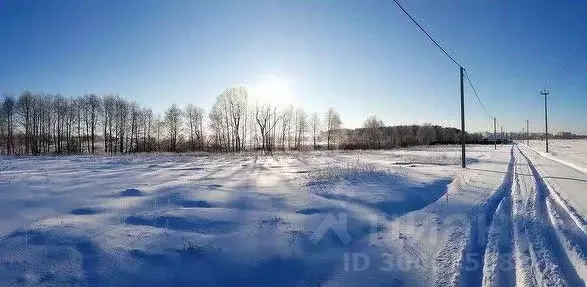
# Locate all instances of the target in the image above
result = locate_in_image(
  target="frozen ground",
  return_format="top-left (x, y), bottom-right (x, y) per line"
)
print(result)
top-left (0, 144), bottom-right (585, 286)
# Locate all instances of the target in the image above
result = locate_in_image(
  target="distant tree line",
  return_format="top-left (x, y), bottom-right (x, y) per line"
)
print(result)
top-left (0, 89), bottom-right (476, 156)
top-left (338, 115), bottom-right (481, 150)
top-left (508, 132), bottom-right (586, 141)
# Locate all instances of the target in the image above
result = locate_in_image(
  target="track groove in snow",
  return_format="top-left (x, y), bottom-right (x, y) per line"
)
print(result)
top-left (481, 193), bottom-right (515, 287)
top-left (453, 145), bottom-right (587, 287)
top-left (458, 146), bottom-right (516, 287)
top-left (517, 146), bottom-right (587, 286)
top-left (511, 156), bottom-right (538, 287)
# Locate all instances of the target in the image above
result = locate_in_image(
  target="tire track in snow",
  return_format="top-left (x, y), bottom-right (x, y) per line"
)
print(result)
top-left (481, 192), bottom-right (515, 287)
top-left (517, 146), bottom-right (586, 286)
top-left (511, 152), bottom-right (538, 287)
top-left (520, 145), bottom-right (587, 234)
top-left (460, 145), bottom-right (587, 287)
top-left (457, 146), bottom-right (516, 287)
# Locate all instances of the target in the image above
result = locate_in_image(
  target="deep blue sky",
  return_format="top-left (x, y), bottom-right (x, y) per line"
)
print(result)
top-left (1, 0), bottom-right (586, 133)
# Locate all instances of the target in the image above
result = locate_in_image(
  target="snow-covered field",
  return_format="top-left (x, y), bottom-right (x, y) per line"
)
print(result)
top-left (526, 139), bottom-right (587, 172)
top-left (0, 144), bottom-right (585, 286)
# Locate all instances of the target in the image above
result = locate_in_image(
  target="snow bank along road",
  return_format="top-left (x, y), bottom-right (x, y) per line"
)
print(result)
top-left (0, 144), bottom-right (585, 286)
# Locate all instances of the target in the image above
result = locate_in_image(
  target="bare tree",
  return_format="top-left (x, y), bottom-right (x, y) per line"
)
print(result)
top-left (363, 115), bottom-right (384, 149)
top-left (73, 97), bottom-right (83, 153)
top-left (255, 104), bottom-right (271, 152)
top-left (87, 94), bottom-right (101, 154)
top-left (102, 95), bottom-right (116, 154)
top-left (226, 87), bottom-right (247, 152)
top-left (1, 96), bottom-right (16, 154)
top-left (310, 112), bottom-right (320, 150)
top-left (325, 107), bottom-right (342, 150)
top-left (53, 95), bottom-right (67, 154)
top-left (209, 103), bottom-right (224, 151)
top-left (143, 108), bottom-right (153, 152)
top-left (129, 102), bottom-right (140, 152)
top-left (17, 92), bottom-right (34, 154)
top-left (154, 113), bottom-right (164, 152)
top-left (208, 87), bottom-right (248, 152)
top-left (114, 96), bottom-right (128, 153)
top-left (165, 104), bottom-right (182, 152)
top-left (281, 106), bottom-right (293, 150)
top-left (65, 98), bottom-right (75, 153)
top-left (185, 104), bottom-right (204, 151)
top-left (294, 107), bottom-right (307, 149)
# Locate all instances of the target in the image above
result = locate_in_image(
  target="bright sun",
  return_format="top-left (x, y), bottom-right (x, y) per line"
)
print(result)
top-left (249, 76), bottom-right (294, 106)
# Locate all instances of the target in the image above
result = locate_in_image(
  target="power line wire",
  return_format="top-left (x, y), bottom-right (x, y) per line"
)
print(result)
top-left (392, 0), bottom-right (497, 129)
top-left (545, 41), bottom-right (581, 90)
top-left (464, 70), bottom-right (492, 119)
top-left (391, 0), bottom-right (462, 68)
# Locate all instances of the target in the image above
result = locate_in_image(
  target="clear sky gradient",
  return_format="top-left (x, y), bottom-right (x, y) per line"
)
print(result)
top-left (1, 0), bottom-right (586, 133)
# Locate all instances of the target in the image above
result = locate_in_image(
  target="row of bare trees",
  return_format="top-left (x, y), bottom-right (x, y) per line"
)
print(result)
top-left (0, 89), bottom-right (341, 155)
top-left (0, 92), bottom-right (207, 155)
top-left (206, 87), bottom-right (343, 153)
top-left (1, 87), bottom-right (473, 156)
top-left (0, 92), bottom-right (104, 155)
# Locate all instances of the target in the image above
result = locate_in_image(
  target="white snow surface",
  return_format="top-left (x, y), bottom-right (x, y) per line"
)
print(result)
top-left (526, 139), bottom-right (587, 173)
top-left (0, 144), bottom-right (585, 286)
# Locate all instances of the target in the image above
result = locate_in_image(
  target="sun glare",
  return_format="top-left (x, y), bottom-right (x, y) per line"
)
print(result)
top-left (250, 75), bottom-right (294, 106)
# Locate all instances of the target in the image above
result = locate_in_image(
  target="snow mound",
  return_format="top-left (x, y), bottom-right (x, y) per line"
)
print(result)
top-left (119, 188), bottom-right (144, 197)
top-left (307, 164), bottom-right (452, 217)
top-left (70, 207), bottom-right (102, 215)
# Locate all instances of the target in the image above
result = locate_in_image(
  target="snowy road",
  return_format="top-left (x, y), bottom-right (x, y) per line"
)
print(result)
top-left (0, 145), bottom-right (585, 286)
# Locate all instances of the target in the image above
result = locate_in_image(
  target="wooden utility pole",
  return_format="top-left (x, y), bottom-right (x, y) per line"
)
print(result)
top-left (540, 89), bottom-right (550, 153)
top-left (460, 67), bottom-right (466, 168)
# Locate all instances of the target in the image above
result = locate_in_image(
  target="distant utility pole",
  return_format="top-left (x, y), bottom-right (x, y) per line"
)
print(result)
top-left (540, 89), bottom-right (550, 153)
top-left (460, 67), bottom-right (466, 168)
top-left (526, 120), bottom-right (529, 146)
top-left (501, 126), bottom-right (503, 145)
top-left (493, 117), bottom-right (497, 150)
